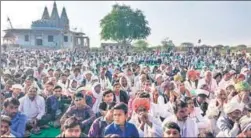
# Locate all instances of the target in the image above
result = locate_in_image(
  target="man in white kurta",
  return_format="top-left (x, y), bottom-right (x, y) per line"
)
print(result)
top-left (162, 101), bottom-right (199, 137)
top-left (19, 87), bottom-right (45, 121)
top-left (130, 98), bottom-right (163, 137)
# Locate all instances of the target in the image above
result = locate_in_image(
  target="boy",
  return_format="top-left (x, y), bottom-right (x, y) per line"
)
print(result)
top-left (104, 103), bottom-right (139, 137)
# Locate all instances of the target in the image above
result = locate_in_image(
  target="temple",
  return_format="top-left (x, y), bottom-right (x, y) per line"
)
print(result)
top-left (2, 2), bottom-right (90, 50)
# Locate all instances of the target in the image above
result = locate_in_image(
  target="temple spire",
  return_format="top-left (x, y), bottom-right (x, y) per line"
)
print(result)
top-left (50, 1), bottom-right (60, 20)
top-left (41, 6), bottom-right (50, 20)
top-left (60, 7), bottom-right (68, 20)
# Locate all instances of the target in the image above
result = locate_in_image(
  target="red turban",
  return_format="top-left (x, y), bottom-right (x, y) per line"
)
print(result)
top-left (187, 70), bottom-right (198, 78)
top-left (132, 98), bottom-right (150, 112)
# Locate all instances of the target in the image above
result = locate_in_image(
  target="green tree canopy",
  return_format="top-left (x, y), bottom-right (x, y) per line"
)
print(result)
top-left (133, 40), bottom-right (149, 51)
top-left (100, 4), bottom-right (151, 44)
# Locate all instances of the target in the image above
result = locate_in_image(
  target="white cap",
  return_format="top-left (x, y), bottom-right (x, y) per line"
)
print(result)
top-left (11, 84), bottom-right (23, 91)
top-left (196, 89), bottom-right (209, 97)
top-left (224, 101), bottom-right (243, 114)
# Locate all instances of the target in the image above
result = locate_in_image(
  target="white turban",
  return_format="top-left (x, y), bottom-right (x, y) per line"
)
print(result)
top-left (239, 115), bottom-right (251, 132)
top-left (224, 101), bottom-right (243, 114)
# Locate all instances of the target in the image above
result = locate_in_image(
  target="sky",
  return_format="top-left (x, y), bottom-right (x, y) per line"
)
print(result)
top-left (1, 1), bottom-right (251, 47)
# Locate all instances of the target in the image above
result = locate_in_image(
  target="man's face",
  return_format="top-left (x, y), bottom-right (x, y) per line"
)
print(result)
top-left (224, 73), bottom-right (231, 81)
top-left (197, 95), bottom-right (207, 103)
top-left (103, 93), bottom-right (114, 103)
top-left (136, 106), bottom-right (148, 115)
top-left (64, 125), bottom-right (81, 138)
top-left (45, 84), bottom-right (54, 92)
top-left (74, 71), bottom-right (80, 76)
top-left (187, 100), bottom-right (195, 111)
top-left (176, 107), bottom-right (188, 121)
top-left (164, 128), bottom-right (181, 138)
top-left (94, 85), bottom-right (101, 93)
top-left (48, 70), bottom-right (54, 76)
top-left (240, 92), bottom-right (250, 104)
top-left (114, 85), bottom-right (121, 92)
top-left (28, 88), bottom-right (37, 99)
top-left (71, 81), bottom-right (77, 88)
top-left (54, 71), bottom-right (60, 78)
top-left (156, 77), bottom-right (163, 84)
top-left (4, 103), bottom-right (19, 118)
top-left (53, 88), bottom-right (62, 97)
top-left (105, 109), bottom-right (114, 121)
top-left (143, 82), bottom-right (151, 90)
top-left (74, 97), bottom-right (85, 107)
top-left (25, 80), bottom-right (32, 86)
top-left (113, 109), bottom-right (127, 125)
top-left (86, 74), bottom-right (92, 80)
top-left (121, 77), bottom-right (127, 86)
top-left (61, 75), bottom-right (67, 81)
top-left (179, 83), bottom-right (185, 92)
top-left (4, 84), bottom-right (12, 90)
top-left (206, 72), bottom-right (212, 80)
top-left (229, 110), bottom-right (242, 121)
top-left (12, 88), bottom-right (21, 95)
top-left (217, 90), bottom-right (227, 101)
top-left (1, 121), bottom-right (10, 135)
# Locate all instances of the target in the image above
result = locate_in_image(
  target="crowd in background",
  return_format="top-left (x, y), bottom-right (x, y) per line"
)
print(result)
top-left (0, 48), bottom-right (251, 138)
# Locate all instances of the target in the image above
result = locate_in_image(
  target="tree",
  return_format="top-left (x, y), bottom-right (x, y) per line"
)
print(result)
top-left (133, 40), bottom-right (149, 51)
top-left (161, 37), bottom-right (175, 51)
top-left (100, 4), bottom-right (151, 46)
top-left (180, 42), bottom-right (194, 47)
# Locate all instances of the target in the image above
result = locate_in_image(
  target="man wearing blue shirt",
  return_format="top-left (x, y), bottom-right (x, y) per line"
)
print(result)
top-left (2, 98), bottom-right (27, 137)
top-left (104, 103), bottom-right (139, 137)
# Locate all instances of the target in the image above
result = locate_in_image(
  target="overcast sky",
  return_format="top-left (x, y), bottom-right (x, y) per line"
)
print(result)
top-left (1, 1), bottom-right (251, 47)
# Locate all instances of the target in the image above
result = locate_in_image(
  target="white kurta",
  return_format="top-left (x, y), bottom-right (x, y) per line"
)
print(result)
top-left (189, 107), bottom-right (210, 130)
top-left (129, 113), bottom-right (163, 137)
top-left (162, 115), bottom-right (199, 137)
top-left (19, 95), bottom-right (45, 120)
top-left (218, 79), bottom-right (234, 90)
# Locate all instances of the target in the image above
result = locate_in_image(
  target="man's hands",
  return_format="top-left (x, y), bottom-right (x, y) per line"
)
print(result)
top-left (139, 112), bottom-right (152, 130)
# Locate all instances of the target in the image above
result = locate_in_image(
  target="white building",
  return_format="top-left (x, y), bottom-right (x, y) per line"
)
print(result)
top-left (2, 2), bottom-right (90, 50)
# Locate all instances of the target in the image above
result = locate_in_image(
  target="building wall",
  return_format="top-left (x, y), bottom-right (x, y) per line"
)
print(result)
top-left (12, 31), bottom-right (74, 49)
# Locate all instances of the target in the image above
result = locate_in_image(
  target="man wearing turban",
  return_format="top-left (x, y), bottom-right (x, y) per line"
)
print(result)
top-left (216, 101), bottom-right (243, 137)
top-left (232, 81), bottom-right (251, 105)
top-left (184, 70), bottom-right (199, 93)
top-left (129, 98), bottom-right (162, 137)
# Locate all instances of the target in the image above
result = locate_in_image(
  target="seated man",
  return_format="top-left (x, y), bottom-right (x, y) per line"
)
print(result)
top-left (113, 83), bottom-right (129, 104)
top-left (162, 100), bottom-right (199, 137)
top-left (2, 98), bottom-right (27, 137)
top-left (60, 92), bottom-right (96, 134)
top-left (96, 90), bottom-right (115, 117)
top-left (217, 101), bottom-right (243, 137)
top-left (163, 122), bottom-right (181, 138)
top-left (5, 84), bottom-right (25, 99)
top-left (88, 102), bottom-right (116, 137)
top-left (19, 86), bottom-right (46, 134)
top-left (42, 81), bottom-right (54, 98)
top-left (1, 115), bottom-right (16, 137)
top-left (104, 103), bottom-right (139, 137)
top-left (57, 116), bottom-right (88, 138)
top-left (129, 98), bottom-right (162, 137)
top-left (45, 85), bottom-right (71, 128)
